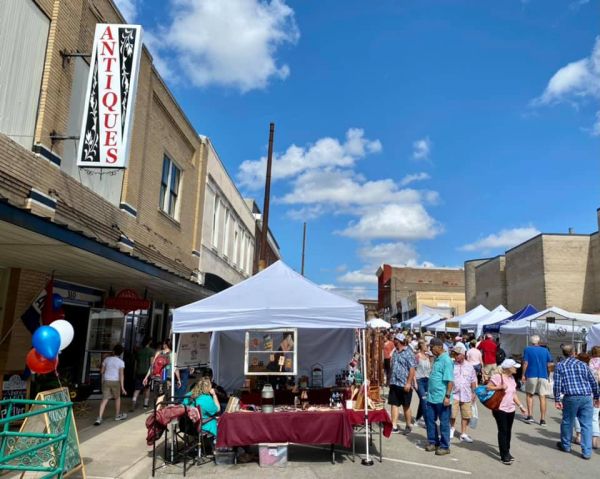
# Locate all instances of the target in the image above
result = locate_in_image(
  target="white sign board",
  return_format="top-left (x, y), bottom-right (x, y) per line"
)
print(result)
top-left (177, 333), bottom-right (210, 367)
top-left (77, 24), bottom-right (143, 168)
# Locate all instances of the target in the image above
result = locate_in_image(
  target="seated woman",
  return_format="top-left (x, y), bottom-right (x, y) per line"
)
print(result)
top-left (185, 378), bottom-right (220, 437)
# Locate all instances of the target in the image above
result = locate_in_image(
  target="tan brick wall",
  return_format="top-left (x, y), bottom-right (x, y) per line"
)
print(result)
top-left (505, 236), bottom-right (546, 311)
top-left (412, 291), bottom-right (466, 316)
top-left (389, 267), bottom-right (464, 310)
top-left (589, 233), bottom-right (600, 312)
top-left (542, 235), bottom-right (594, 313)
top-left (464, 259), bottom-right (489, 310)
top-left (474, 256), bottom-right (507, 310)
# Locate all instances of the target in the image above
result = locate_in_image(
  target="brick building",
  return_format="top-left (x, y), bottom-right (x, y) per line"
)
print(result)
top-left (0, 0), bottom-right (274, 390)
top-left (376, 264), bottom-right (465, 321)
top-left (464, 209), bottom-right (600, 314)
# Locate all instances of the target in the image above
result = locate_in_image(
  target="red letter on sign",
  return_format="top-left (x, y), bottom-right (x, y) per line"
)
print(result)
top-left (106, 148), bottom-right (118, 164)
top-left (102, 92), bottom-right (118, 112)
top-left (100, 26), bottom-right (114, 41)
top-left (104, 130), bottom-right (117, 147)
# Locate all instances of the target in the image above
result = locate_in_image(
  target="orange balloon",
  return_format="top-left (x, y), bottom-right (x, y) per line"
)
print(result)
top-left (26, 348), bottom-right (58, 374)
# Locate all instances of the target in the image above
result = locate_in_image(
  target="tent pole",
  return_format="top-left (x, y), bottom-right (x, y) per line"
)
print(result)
top-left (361, 328), bottom-right (373, 466)
top-left (170, 331), bottom-right (176, 463)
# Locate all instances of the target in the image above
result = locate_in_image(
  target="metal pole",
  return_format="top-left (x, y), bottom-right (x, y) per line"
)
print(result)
top-left (301, 222), bottom-right (307, 276)
top-left (361, 328), bottom-right (373, 466)
top-left (259, 123), bottom-right (275, 271)
top-left (170, 331), bottom-right (176, 463)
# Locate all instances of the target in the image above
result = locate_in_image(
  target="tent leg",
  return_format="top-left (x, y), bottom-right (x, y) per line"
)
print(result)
top-left (170, 331), bottom-right (177, 464)
top-left (361, 328), bottom-right (373, 466)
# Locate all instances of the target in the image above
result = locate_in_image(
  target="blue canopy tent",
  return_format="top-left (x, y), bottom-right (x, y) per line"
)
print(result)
top-left (483, 304), bottom-right (538, 334)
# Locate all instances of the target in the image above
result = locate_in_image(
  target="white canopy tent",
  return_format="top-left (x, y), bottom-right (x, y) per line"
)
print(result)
top-left (468, 305), bottom-right (512, 337)
top-left (431, 305), bottom-right (491, 333)
top-left (499, 306), bottom-right (600, 358)
top-left (367, 318), bottom-right (390, 329)
top-left (587, 324), bottom-right (600, 350)
top-left (419, 313), bottom-right (446, 330)
top-left (401, 311), bottom-right (433, 330)
top-left (173, 261), bottom-right (365, 390)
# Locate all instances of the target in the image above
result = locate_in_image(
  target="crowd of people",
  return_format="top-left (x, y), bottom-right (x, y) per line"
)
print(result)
top-left (384, 330), bottom-right (600, 464)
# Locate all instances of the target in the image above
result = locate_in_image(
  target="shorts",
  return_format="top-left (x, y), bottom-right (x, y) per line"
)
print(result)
top-left (135, 374), bottom-right (148, 391)
top-left (102, 380), bottom-right (121, 400)
top-left (525, 377), bottom-right (551, 396)
top-left (388, 384), bottom-right (413, 408)
top-left (451, 400), bottom-right (473, 419)
top-left (483, 364), bottom-right (497, 377)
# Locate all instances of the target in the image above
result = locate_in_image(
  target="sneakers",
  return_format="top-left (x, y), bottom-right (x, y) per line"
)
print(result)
top-left (435, 448), bottom-right (450, 456)
top-left (556, 441), bottom-right (570, 453)
top-left (115, 413), bottom-right (128, 421)
top-left (524, 416), bottom-right (535, 423)
top-left (424, 444), bottom-right (437, 452)
top-left (94, 417), bottom-right (102, 426)
top-left (539, 419), bottom-right (546, 427)
top-left (417, 419), bottom-right (427, 428)
top-left (403, 426), bottom-right (412, 436)
top-left (391, 426), bottom-right (401, 434)
top-left (459, 434), bottom-right (473, 443)
top-left (501, 458), bottom-right (512, 465)
top-left (507, 454), bottom-right (515, 463)
top-left (449, 427), bottom-right (456, 439)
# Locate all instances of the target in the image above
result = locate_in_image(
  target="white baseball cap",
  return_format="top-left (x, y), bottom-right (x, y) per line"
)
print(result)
top-left (394, 333), bottom-right (406, 342)
top-left (500, 359), bottom-right (521, 369)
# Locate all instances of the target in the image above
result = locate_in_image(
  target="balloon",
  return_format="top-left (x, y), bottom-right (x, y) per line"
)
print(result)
top-left (32, 326), bottom-right (61, 360)
top-left (52, 293), bottom-right (64, 311)
top-left (49, 320), bottom-right (74, 351)
top-left (25, 349), bottom-right (58, 374)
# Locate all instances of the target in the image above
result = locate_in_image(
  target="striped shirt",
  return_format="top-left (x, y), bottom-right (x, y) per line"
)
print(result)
top-left (553, 357), bottom-right (600, 402)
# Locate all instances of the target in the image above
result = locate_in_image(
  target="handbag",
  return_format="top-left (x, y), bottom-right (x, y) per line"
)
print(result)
top-left (475, 375), bottom-right (505, 410)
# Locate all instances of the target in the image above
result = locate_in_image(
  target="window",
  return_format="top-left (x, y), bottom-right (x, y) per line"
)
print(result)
top-left (233, 226), bottom-right (239, 266)
top-left (223, 209), bottom-right (231, 257)
top-left (212, 195), bottom-right (221, 249)
top-left (159, 156), bottom-right (181, 218)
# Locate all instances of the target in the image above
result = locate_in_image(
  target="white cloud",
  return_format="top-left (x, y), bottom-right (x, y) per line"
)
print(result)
top-left (358, 241), bottom-right (419, 268)
top-left (339, 203), bottom-right (442, 241)
top-left (286, 205), bottom-right (324, 220)
top-left (238, 128), bottom-right (381, 189)
top-left (459, 226), bottom-right (540, 252)
top-left (570, 0), bottom-right (590, 10)
top-left (319, 284), bottom-right (372, 301)
top-left (533, 37), bottom-right (600, 133)
top-left (412, 137), bottom-right (432, 161)
top-left (399, 172), bottom-right (431, 187)
top-left (149, 0), bottom-right (299, 92)
top-left (114, 0), bottom-right (137, 20)
top-left (337, 271), bottom-right (377, 284)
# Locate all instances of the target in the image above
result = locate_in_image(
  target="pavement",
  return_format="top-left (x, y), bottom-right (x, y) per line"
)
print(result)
top-left (67, 393), bottom-right (600, 479)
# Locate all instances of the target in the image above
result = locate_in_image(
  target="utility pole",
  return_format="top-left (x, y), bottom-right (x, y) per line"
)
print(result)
top-left (258, 123), bottom-right (275, 271)
top-left (301, 222), bottom-right (307, 276)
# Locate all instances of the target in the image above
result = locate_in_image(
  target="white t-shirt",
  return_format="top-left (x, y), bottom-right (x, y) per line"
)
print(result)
top-left (103, 356), bottom-right (125, 382)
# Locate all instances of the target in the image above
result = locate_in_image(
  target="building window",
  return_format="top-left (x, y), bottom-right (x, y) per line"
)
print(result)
top-left (159, 156), bottom-right (181, 218)
top-left (233, 226), bottom-right (239, 266)
top-left (212, 195), bottom-right (221, 249)
top-left (223, 209), bottom-right (231, 257)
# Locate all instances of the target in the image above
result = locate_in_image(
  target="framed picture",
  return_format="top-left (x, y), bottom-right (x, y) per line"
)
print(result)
top-left (244, 329), bottom-right (297, 376)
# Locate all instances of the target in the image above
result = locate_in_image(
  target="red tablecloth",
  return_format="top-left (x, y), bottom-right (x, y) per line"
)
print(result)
top-left (345, 409), bottom-right (393, 438)
top-left (216, 410), bottom-right (353, 448)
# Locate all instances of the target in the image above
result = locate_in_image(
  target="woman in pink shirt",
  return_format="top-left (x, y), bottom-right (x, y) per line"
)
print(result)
top-left (487, 359), bottom-right (527, 465)
top-left (466, 340), bottom-right (483, 383)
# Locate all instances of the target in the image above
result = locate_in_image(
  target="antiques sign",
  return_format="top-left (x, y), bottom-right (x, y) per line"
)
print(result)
top-left (77, 24), bottom-right (143, 168)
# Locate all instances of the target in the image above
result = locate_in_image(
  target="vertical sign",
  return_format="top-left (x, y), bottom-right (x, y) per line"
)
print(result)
top-left (77, 24), bottom-right (143, 169)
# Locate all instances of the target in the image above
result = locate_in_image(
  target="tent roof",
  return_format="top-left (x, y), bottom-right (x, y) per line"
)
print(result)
top-left (454, 305), bottom-right (492, 327)
top-left (469, 305), bottom-right (513, 336)
top-left (172, 260), bottom-right (365, 333)
top-left (420, 313), bottom-right (446, 328)
top-left (587, 324), bottom-right (600, 350)
top-left (483, 304), bottom-right (538, 334)
top-left (500, 306), bottom-right (600, 335)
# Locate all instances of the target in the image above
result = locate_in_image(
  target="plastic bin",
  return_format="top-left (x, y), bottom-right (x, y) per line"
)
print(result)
top-left (215, 448), bottom-right (236, 465)
top-left (258, 443), bottom-right (288, 467)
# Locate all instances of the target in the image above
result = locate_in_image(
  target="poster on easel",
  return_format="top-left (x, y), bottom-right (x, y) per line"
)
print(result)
top-left (176, 333), bottom-right (210, 368)
top-left (0, 372), bottom-right (31, 424)
top-left (18, 387), bottom-right (86, 479)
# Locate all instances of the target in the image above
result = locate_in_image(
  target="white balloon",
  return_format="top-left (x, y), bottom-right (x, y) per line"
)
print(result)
top-left (50, 320), bottom-right (74, 351)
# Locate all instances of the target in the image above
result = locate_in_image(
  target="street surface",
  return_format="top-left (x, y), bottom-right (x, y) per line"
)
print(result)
top-left (70, 392), bottom-right (598, 479)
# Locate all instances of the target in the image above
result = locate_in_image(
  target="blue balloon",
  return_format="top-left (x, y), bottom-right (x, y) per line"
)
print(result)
top-left (52, 293), bottom-right (64, 311)
top-left (32, 326), bottom-right (61, 360)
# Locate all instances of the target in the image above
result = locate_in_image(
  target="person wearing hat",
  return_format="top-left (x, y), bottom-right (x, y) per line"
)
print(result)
top-left (424, 337), bottom-right (454, 455)
top-left (487, 359), bottom-right (528, 465)
top-left (450, 345), bottom-right (477, 443)
top-left (454, 336), bottom-right (467, 352)
top-left (388, 333), bottom-right (417, 435)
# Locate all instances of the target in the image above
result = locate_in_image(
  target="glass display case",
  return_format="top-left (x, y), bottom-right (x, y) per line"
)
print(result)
top-left (244, 329), bottom-right (297, 376)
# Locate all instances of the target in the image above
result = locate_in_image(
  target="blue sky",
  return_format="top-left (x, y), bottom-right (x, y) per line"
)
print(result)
top-left (119, 0), bottom-right (599, 299)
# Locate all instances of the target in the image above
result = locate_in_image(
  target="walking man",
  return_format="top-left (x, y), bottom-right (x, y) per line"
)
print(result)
top-left (478, 333), bottom-right (498, 382)
top-left (388, 333), bottom-right (417, 435)
top-left (450, 345), bottom-right (477, 442)
top-left (95, 344), bottom-right (127, 425)
top-left (522, 335), bottom-right (553, 425)
top-left (554, 344), bottom-right (600, 460)
top-left (424, 338), bottom-right (454, 455)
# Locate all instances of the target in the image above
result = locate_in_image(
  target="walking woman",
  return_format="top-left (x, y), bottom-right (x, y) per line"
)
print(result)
top-left (487, 359), bottom-right (527, 465)
top-left (414, 339), bottom-right (432, 427)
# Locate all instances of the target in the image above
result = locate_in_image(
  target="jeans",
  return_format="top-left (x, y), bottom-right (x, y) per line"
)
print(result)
top-left (416, 378), bottom-right (429, 420)
top-left (492, 409), bottom-right (515, 461)
top-left (425, 401), bottom-right (451, 450)
top-left (175, 368), bottom-right (190, 402)
top-left (561, 395), bottom-right (593, 457)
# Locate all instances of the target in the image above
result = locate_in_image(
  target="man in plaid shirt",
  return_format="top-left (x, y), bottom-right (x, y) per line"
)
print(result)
top-left (554, 344), bottom-right (600, 460)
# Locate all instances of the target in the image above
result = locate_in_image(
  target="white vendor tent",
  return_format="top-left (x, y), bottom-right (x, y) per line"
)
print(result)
top-left (587, 324), bottom-right (600, 351)
top-left (173, 260), bottom-right (365, 391)
top-left (401, 311), bottom-right (432, 330)
top-left (469, 305), bottom-right (512, 337)
top-left (499, 306), bottom-right (600, 359)
top-left (420, 313), bottom-right (446, 330)
top-left (367, 318), bottom-right (390, 329)
top-left (431, 305), bottom-right (491, 333)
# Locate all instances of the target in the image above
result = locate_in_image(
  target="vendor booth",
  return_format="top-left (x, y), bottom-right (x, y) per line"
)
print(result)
top-left (171, 261), bottom-right (390, 466)
top-left (586, 324), bottom-right (600, 350)
top-left (482, 304), bottom-right (538, 335)
top-left (469, 305), bottom-right (512, 337)
top-left (431, 304), bottom-right (490, 333)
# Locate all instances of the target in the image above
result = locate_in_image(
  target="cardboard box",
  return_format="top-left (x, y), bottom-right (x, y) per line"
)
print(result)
top-left (258, 443), bottom-right (288, 467)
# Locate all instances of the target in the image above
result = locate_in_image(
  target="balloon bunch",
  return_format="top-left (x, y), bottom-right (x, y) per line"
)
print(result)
top-left (25, 294), bottom-right (74, 374)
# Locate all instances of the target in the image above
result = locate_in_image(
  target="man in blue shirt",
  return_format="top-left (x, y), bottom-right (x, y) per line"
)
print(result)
top-left (388, 333), bottom-right (417, 435)
top-left (522, 335), bottom-right (554, 426)
top-left (554, 344), bottom-right (600, 460)
top-left (424, 337), bottom-right (454, 455)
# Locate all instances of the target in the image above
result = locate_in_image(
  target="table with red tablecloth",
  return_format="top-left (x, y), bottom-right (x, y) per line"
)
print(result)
top-left (216, 410), bottom-right (352, 463)
top-left (345, 408), bottom-right (393, 462)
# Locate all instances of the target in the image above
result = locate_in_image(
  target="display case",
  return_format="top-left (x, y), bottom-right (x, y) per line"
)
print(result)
top-left (244, 329), bottom-right (297, 376)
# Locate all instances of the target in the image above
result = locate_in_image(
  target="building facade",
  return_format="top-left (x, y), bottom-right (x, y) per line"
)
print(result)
top-left (405, 291), bottom-right (466, 319)
top-left (465, 209), bottom-right (600, 313)
top-left (376, 264), bottom-right (465, 321)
